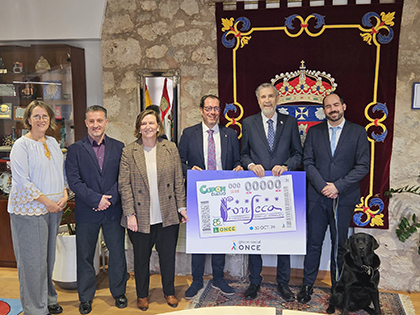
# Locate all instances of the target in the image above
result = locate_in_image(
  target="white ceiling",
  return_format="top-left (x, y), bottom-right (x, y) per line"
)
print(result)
top-left (0, 0), bottom-right (107, 41)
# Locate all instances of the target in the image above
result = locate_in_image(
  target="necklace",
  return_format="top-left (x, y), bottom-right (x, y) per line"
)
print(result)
top-left (42, 142), bottom-right (51, 160)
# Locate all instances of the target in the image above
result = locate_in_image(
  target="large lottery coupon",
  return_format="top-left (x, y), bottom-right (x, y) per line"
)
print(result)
top-left (196, 175), bottom-right (296, 238)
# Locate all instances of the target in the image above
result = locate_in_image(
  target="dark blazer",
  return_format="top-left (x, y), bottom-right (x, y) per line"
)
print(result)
top-left (303, 120), bottom-right (370, 206)
top-left (118, 138), bottom-right (186, 234)
top-left (241, 112), bottom-right (303, 171)
top-left (178, 123), bottom-right (241, 175)
top-left (66, 135), bottom-right (124, 223)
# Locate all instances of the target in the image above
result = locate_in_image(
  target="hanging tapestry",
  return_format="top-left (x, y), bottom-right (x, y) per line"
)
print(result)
top-left (216, 0), bottom-right (404, 229)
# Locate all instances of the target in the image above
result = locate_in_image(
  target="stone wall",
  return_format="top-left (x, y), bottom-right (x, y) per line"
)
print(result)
top-left (102, 0), bottom-right (245, 280)
top-left (102, 0), bottom-right (218, 145)
top-left (102, 0), bottom-right (420, 291)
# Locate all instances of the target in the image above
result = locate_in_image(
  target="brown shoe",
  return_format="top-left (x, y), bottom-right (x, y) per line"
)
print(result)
top-left (137, 297), bottom-right (149, 311)
top-left (164, 295), bottom-right (178, 308)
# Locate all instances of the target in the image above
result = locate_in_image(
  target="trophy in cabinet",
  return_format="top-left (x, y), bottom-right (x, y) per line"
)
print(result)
top-left (21, 83), bottom-right (35, 99)
top-left (13, 61), bottom-right (23, 73)
top-left (35, 56), bottom-right (51, 73)
top-left (2, 134), bottom-right (11, 146)
top-left (0, 57), bottom-right (6, 74)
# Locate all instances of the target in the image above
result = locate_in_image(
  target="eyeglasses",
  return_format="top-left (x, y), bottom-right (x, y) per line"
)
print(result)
top-left (32, 114), bottom-right (50, 121)
top-left (203, 106), bottom-right (221, 113)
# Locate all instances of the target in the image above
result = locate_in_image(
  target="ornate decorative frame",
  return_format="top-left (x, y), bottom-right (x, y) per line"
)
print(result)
top-left (137, 69), bottom-right (181, 142)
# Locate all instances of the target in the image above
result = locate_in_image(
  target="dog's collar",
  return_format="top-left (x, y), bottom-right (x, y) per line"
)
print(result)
top-left (361, 264), bottom-right (379, 277)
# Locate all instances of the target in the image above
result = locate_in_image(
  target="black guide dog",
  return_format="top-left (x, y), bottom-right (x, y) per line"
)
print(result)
top-left (326, 233), bottom-right (381, 315)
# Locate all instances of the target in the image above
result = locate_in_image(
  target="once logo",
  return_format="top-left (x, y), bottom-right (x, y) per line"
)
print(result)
top-left (213, 226), bottom-right (237, 233)
top-left (231, 243), bottom-right (261, 251)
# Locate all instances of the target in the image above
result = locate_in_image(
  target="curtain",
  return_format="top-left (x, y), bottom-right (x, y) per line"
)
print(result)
top-left (216, 0), bottom-right (404, 229)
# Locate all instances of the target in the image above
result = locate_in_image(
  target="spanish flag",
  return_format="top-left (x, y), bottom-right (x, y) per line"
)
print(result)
top-left (145, 83), bottom-right (152, 108)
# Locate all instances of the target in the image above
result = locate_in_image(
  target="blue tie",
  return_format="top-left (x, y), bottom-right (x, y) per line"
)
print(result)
top-left (267, 119), bottom-right (275, 151)
top-left (330, 126), bottom-right (339, 156)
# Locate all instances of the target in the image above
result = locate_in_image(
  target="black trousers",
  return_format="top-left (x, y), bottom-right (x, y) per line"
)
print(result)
top-left (248, 254), bottom-right (290, 285)
top-left (76, 218), bottom-right (127, 302)
top-left (128, 223), bottom-right (179, 298)
top-left (191, 254), bottom-right (225, 283)
top-left (302, 199), bottom-right (354, 287)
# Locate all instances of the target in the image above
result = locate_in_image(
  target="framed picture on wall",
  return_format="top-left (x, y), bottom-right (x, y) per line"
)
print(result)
top-left (0, 84), bottom-right (16, 97)
top-left (14, 106), bottom-right (26, 120)
top-left (55, 105), bottom-right (62, 119)
top-left (43, 81), bottom-right (62, 100)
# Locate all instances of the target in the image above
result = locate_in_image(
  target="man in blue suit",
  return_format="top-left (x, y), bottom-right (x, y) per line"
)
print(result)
top-left (297, 93), bottom-right (370, 303)
top-left (66, 105), bottom-right (127, 314)
top-left (179, 95), bottom-right (243, 299)
top-left (241, 83), bottom-right (303, 301)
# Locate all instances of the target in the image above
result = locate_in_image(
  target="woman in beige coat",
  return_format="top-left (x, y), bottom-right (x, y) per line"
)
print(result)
top-left (119, 109), bottom-right (188, 311)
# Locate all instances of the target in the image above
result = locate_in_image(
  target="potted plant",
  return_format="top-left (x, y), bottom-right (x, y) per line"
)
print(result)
top-left (385, 175), bottom-right (420, 254)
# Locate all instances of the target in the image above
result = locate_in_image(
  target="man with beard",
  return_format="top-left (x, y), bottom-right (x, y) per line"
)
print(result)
top-left (241, 83), bottom-right (303, 301)
top-left (296, 93), bottom-right (369, 304)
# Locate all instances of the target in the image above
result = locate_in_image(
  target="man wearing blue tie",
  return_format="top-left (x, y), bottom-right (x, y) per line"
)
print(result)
top-left (179, 95), bottom-right (243, 299)
top-left (241, 83), bottom-right (303, 301)
top-left (297, 93), bottom-right (370, 304)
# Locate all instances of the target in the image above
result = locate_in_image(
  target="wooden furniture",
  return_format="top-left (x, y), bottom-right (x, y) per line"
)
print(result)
top-left (0, 44), bottom-right (86, 267)
top-left (0, 195), bottom-right (15, 267)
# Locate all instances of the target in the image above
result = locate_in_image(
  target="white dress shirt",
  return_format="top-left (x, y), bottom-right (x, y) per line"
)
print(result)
top-left (202, 122), bottom-right (222, 171)
top-left (143, 145), bottom-right (163, 225)
top-left (327, 118), bottom-right (346, 150)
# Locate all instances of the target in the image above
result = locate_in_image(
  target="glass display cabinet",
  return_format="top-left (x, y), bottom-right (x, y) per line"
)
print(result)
top-left (0, 44), bottom-right (86, 267)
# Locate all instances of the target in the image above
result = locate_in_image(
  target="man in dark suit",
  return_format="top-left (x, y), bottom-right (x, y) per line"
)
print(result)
top-left (241, 83), bottom-right (303, 301)
top-left (66, 105), bottom-right (127, 314)
top-left (178, 95), bottom-right (243, 299)
top-left (297, 93), bottom-right (370, 304)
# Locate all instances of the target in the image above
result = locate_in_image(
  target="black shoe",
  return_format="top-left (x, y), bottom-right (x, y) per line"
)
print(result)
top-left (277, 283), bottom-right (295, 302)
top-left (114, 294), bottom-right (127, 308)
top-left (244, 284), bottom-right (260, 300)
top-left (185, 281), bottom-right (204, 299)
top-left (48, 304), bottom-right (63, 314)
top-left (79, 301), bottom-right (92, 314)
top-left (211, 279), bottom-right (235, 295)
top-left (297, 285), bottom-right (313, 304)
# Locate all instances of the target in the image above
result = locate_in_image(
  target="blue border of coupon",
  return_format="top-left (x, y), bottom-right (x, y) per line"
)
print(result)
top-left (186, 170), bottom-right (306, 255)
